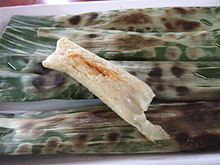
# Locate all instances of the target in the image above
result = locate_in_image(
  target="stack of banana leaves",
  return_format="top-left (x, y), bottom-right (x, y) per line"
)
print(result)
top-left (0, 6), bottom-right (220, 155)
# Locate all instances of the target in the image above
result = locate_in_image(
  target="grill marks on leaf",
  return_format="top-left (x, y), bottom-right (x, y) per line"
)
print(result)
top-left (169, 7), bottom-right (197, 15)
top-left (32, 62), bottom-right (65, 90)
top-left (147, 65), bottom-right (166, 92)
top-left (69, 15), bottom-right (81, 25)
top-left (161, 18), bottom-right (201, 31)
top-left (115, 34), bottom-right (163, 50)
top-left (171, 65), bottom-right (185, 78)
top-left (176, 86), bottom-right (190, 96)
top-left (73, 134), bottom-right (89, 148)
top-left (54, 74), bottom-right (65, 87)
top-left (176, 133), bottom-right (220, 151)
top-left (148, 67), bottom-right (162, 78)
top-left (88, 34), bottom-right (98, 38)
top-left (172, 7), bottom-right (188, 15)
top-left (156, 84), bottom-right (164, 91)
top-left (88, 12), bottom-right (99, 20)
top-left (108, 132), bottom-right (119, 142)
top-left (112, 12), bottom-right (152, 24)
top-left (32, 73), bottom-right (66, 90)
top-left (32, 76), bottom-right (45, 89)
top-left (33, 62), bottom-right (52, 75)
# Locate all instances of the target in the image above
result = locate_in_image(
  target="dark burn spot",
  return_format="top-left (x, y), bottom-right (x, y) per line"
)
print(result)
top-left (116, 34), bottom-right (163, 50)
top-left (92, 110), bottom-right (107, 115)
top-left (54, 24), bottom-right (61, 27)
top-left (113, 12), bottom-right (152, 24)
top-left (128, 26), bottom-right (134, 31)
top-left (145, 78), bottom-right (154, 86)
top-left (110, 27), bottom-right (116, 30)
top-left (176, 133), bottom-right (220, 151)
top-left (176, 86), bottom-right (189, 96)
top-left (172, 7), bottom-right (187, 14)
top-left (33, 62), bottom-right (52, 75)
top-left (175, 19), bottom-right (201, 31)
top-left (176, 132), bottom-right (190, 144)
top-left (167, 7), bottom-right (196, 15)
top-left (148, 67), bottom-right (162, 78)
top-left (164, 22), bottom-right (174, 30)
top-left (78, 134), bottom-right (88, 142)
top-left (156, 84), bottom-right (164, 91)
top-left (88, 34), bottom-right (98, 38)
top-left (74, 134), bottom-right (89, 147)
top-left (171, 66), bottom-right (184, 78)
top-left (161, 18), bottom-right (201, 31)
top-left (161, 18), bottom-right (166, 22)
top-left (54, 74), bottom-right (65, 87)
top-left (145, 27), bottom-right (151, 31)
top-left (47, 139), bottom-right (59, 148)
top-left (88, 12), bottom-right (98, 20)
top-left (69, 15), bottom-right (81, 25)
top-left (32, 76), bottom-right (45, 89)
top-left (128, 71), bottom-right (137, 76)
top-left (108, 132), bottom-right (119, 141)
top-left (192, 134), bottom-right (220, 151)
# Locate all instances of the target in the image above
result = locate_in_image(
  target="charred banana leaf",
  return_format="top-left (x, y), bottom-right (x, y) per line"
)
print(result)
top-left (1, 57), bottom-right (220, 101)
top-left (8, 7), bottom-right (220, 32)
top-left (0, 71), bottom-right (94, 102)
top-left (38, 27), bottom-right (220, 47)
top-left (0, 100), bottom-right (220, 155)
top-left (1, 26), bottom-right (220, 61)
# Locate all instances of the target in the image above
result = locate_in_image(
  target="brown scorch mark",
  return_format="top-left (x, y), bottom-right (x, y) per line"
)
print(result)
top-left (88, 12), bottom-right (99, 20)
top-left (69, 15), bottom-right (81, 25)
top-left (148, 67), bottom-right (162, 78)
top-left (108, 132), bottom-right (119, 141)
top-left (172, 7), bottom-right (188, 14)
top-left (161, 18), bottom-right (201, 31)
top-left (156, 84), bottom-right (164, 91)
top-left (176, 86), bottom-right (189, 96)
top-left (53, 74), bottom-right (65, 87)
top-left (33, 62), bottom-right (52, 75)
top-left (171, 66), bottom-right (185, 78)
top-left (112, 12), bottom-right (152, 24)
top-left (88, 34), bottom-right (98, 38)
top-left (32, 76), bottom-right (45, 89)
top-left (116, 34), bottom-right (163, 50)
top-left (166, 7), bottom-right (197, 16)
top-left (73, 134), bottom-right (88, 148)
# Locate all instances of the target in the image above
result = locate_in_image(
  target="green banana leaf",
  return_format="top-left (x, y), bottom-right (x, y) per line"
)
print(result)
top-left (0, 70), bottom-right (94, 102)
top-left (8, 6), bottom-right (220, 32)
top-left (0, 99), bottom-right (220, 155)
top-left (1, 55), bottom-right (220, 102)
top-left (1, 26), bottom-right (220, 61)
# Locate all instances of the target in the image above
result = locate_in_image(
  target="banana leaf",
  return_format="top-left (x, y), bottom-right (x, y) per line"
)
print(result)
top-left (7, 6), bottom-right (220, 32)
top-left (0, 71), bottom-right (94, 102)
top-left (1, 57), bottom-right (220, 102)
top-left (38, 27), bottom-right (220, 47)
top-left (1, 26), bottom-right (220, 61)
top-left (0, 99), bottom-right (220, 155)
